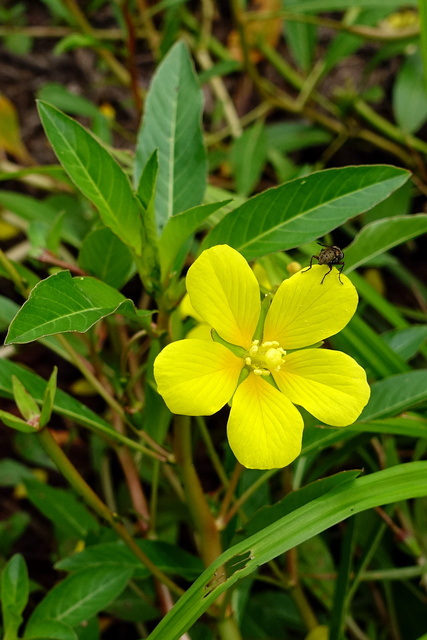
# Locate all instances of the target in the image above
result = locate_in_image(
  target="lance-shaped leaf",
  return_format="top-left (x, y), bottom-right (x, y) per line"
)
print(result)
top-left (37, 101), bottom-right (144, 255)
top-left (202, 165), bottom-right (410, 260)
top-left (159, 200), bottom-right (231, 279)
top-left (344, 214), bottom-right (427, 273)
top-left (134, 41), bottom-right (207, 233)
top-left (5, 271), bottom-right (138, 345)
top-left (145, 461), bottom-right (427, 640)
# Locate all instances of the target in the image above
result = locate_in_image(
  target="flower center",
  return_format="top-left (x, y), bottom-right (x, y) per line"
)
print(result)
top-left (245, 340), bottom-right (286, 376)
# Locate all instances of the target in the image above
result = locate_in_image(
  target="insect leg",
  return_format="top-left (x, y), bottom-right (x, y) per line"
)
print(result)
top-left (337, 262), bottom-right (345, 284)
top-left (320, 264), bottom-right (333, 284)
top-left (302, 255), bottom-right (318, 273)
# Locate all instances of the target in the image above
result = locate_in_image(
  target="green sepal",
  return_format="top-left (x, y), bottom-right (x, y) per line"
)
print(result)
top-left (211, 329), bottom-right (246, 358)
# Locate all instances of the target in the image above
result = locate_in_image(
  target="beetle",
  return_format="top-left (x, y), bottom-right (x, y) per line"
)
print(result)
top-left (302, 242), bottom-right (345, 284)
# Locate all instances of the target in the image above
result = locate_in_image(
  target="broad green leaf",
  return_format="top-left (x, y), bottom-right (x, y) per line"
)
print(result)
top-left (230, 121), bottom-right (267, 196)
top-left (1, 554), bottom-right (29, 640)
top-left (78, 227), bottom-right (134, 289)
top-left (158, 201), bottom-right (231, 278)
top-left (202, 166), bottom-right (410, 260)
top-left (12, 375), bottom-right (40, 420)
top-left (5, 271), bottom-right (138, 345)
top-left (134, 41), bottom-right (207, 232)
top-left (37, 101), bottom-right (144, 254)
top-left (363, 180), bottom-right (412, 223)
top-left (56, 540), bottom-right (203, 580)
top-left (105, 588), bottom-right (159, 623)
top-left (382, 326), bottom-right (427, 361)
top-left (144, 461), bottom-right (427, 640)
top-left (39, 367), bottom-right (58, 428)
top-left (25, 566), bottom-right (133, 632)
top-left (358, 370), bottom-right (427, 422)
top-left (24, 478), bottom-right (99, 538)
top-left (344, 214), bottom-right (427, 273)
top-left (393, 50), bottom-right (427, 133)
top-left (24, 619), bottom-right (78, 640)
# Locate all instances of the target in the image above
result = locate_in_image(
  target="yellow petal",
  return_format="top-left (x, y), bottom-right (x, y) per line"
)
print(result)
top-left (180, 293), bottom-right (204, 322)
top-left (227, 374), bottom-right (304, 469)
top-left (186, 245), bottom-right (260, 348)
top-left (154, 339), bottom-right (243, 415)
top-left (263, 265), bottom-right (358, 349)
top-left (186, 323), bottom-right (213, 340)
top-left (274, 349), bottom-right (370, 426)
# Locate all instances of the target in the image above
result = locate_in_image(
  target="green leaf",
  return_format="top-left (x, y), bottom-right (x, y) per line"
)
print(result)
top-left (0, 512), bottom-right (31, 557)
top-left (24, 478), bottom-right (99, 538)
top-left (0, 459), bottom-right (35, 486)
top-left (38, 83), bottom-right (100, 119)
top-left (265, 121), bottom-right (332, 153)
top-left (285, 19), bottom-right (316, 72)
top-left (78, 227), bottom-right (134, 289)
top-left (240, 471), bottom-right (361, 538)
top-left (230, 121), bottom-right (267, 196)
top-left (1, 554), bottom-right (29, 640)
top-left (344, 214), bottom-right (427, 273)
top-left (25, 566), bottom-right (133, 631)
top-left (0, 191), bottom-right (90, 249)
top-left (393, 50), bottom-right (427, 134)
top-left (0, 410), bottom-right (38, 433)
top-left (5, 271), bottom-right (137, 345)
top-left (39, 367), bottom-right (57, 428)
top-left (349, 415), bottom-right (427, 439)
top-left (12, 375), bottom-right (40, 420)
top-left (134, 150), bottom-right (161, 290)
top-left (158, 201), bottom-right (231, 278)
top-left (0, 359), bottom-right (113, 435)
top-left (144, 461), bottom-right (427, 640)
top-left (134, 41), bottom-right (207, 232)
top-left (359, 370), bottom-right (427, 422)
top-left (202, 165), bottom-right (410, 260)
top-left (24, 619), bottom-right (78, 640)
top-left (55, 540), bottom-right (203, 580)
top-left (285, 0), bottom-right (415, 10)
top-left (37, 101), bottom-right (144, 254)
top-left (382, 326), bottom-right (427, 361)
top-left (0, 296), bottom-right (19, 330)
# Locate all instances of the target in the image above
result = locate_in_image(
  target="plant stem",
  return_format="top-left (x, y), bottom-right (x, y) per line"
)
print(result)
top-left (173, 415), bottom-right (223, 569)
top-left (36, 427), bottom-right (184, 597)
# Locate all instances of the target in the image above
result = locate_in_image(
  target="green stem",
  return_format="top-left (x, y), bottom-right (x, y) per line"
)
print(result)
top-left (36, 427), bottom-right (184, 597)
top-left (173, 415), bottom-right (222, 568)
top-left (0, 249), bottom-right (29, 297)
top-left (354, 98), bottom-right (427, 156)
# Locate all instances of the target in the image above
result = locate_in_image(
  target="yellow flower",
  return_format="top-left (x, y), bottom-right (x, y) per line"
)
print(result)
top-left (154, 245), bottom-right (370, 470)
